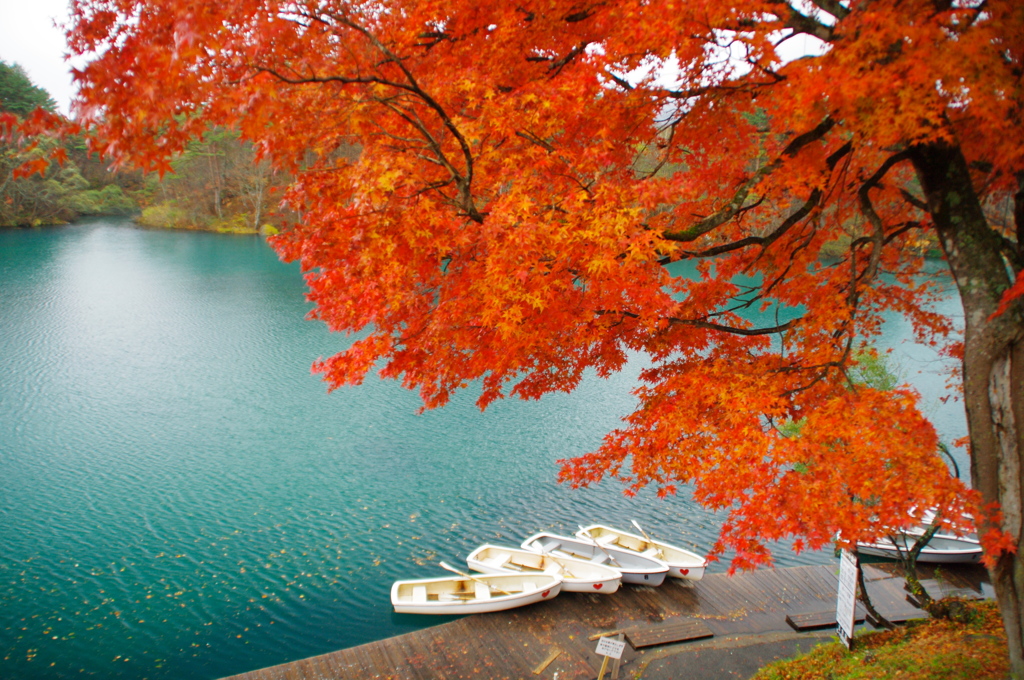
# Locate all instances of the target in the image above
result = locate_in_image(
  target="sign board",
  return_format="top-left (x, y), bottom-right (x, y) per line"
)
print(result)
top-left (835, 549), bottom-right (859, 649)
top-left (595, 636), bottom-right (626, 660)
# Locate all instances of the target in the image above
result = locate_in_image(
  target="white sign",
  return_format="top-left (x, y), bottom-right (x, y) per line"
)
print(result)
top-left (595, 636), bottom-right (626, 660)
top-left (835, 549), bottom-right (859, 649)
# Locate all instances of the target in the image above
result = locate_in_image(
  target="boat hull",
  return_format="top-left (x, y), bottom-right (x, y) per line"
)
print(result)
top-left (521, 532), bottom-right (670, 586)
top-left (857, 532), bottom-right (983, 564)
top-left (391, 573), bottom-right (562, 615)
top-left (576, 524), bottom-right (707, 580)
top-left (467, 544), bottom-right (622, 594)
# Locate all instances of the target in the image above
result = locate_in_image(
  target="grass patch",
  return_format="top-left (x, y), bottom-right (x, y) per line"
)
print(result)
top-left (753, 600), bottom-right (1007, 680)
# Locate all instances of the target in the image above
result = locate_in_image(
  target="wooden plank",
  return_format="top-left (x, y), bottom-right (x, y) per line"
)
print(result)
top-left (785, 608), bottom-right (866, 632)
top-left (785, 611), bottom-right (837, 631)
top-left (532, 647), bottom-right (562, 675)
top-left (624, 618), bottom-right (714, 649)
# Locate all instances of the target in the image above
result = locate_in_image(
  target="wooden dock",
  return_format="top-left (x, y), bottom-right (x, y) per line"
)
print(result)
top-left (223, 562), bottom-right (990, 680)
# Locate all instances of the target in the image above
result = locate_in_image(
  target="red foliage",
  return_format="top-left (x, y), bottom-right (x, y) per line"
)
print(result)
top-left (62, 0), bottom-right (1024, 568)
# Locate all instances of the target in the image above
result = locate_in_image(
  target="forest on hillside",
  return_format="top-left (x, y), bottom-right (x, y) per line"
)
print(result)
top-left (0, 60), bottom-right (280, 232)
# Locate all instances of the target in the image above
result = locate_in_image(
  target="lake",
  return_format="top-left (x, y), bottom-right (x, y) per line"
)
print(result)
top-left (0, 218), bottom-right (966, 679)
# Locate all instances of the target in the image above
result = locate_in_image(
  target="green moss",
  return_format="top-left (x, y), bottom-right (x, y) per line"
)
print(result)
top-left (210, 213), bottom-right (258, 234)
top-left (136, 203), bottom-right (191, 229)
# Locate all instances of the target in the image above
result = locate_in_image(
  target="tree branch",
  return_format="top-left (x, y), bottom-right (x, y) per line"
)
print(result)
top-left (596, 309), bottom-right (796, 336)
top-left (783, 6), bottom-right (835, 42)
top-left (853, 150), bottom-right (912, 300)
top-left (807, 0), bottom-right (851, 20)
top-left (899, 187), bottom-right (928, 211)
top-left (317, 10), bottom-right (485, 222)
top-left (663, 118), bottom-right (838, 243)
top-left (549, 42), bottom-right (590, 77)
top-left (667, 140), bottom-right (851, 262)
top-left (667, 317), bottom-right (795, 336)
top-left (681, 191), bottom-right (816, 259)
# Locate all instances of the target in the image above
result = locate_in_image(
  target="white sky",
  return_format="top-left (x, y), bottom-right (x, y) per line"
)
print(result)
top-left (0, 0), bottom-right (75, 114)
top-left (0, 0), bottom-right (828, 118)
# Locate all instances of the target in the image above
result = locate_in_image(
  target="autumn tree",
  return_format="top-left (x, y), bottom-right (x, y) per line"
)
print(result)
top-left (63, 0), bottom-right (1023, 671)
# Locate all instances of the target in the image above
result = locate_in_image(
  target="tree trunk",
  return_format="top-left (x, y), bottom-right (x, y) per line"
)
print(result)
top-left (910, 141), bottom-right (1024, 678)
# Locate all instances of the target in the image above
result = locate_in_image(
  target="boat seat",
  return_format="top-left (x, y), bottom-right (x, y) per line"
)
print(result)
top-left (641, 548), bottom-right (661, 558)
top-left (543, 563), bottom-right (562, 575)
top-left (483, 552), bottom-right (512, 569)
top-left (412, 585), bottom-right (428, 604)
top-left (596, 535), bottom-right (618, 546)
top-left (475, 582), bottom-right (491, 600)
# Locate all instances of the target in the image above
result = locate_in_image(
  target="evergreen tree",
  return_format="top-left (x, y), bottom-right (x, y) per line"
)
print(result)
top-left (0, 61), bottom-right (57, 117)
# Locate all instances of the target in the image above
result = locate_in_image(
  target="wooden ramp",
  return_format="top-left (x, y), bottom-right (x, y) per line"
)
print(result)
top-left (223, 563), bottom-right (990, 680)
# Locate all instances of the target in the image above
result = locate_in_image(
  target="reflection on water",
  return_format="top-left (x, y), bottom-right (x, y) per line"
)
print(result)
top-left (0, 219), bottom-right (965, 679)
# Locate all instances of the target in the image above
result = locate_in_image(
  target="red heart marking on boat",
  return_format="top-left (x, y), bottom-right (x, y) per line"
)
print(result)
top-left (593, 583), bottom-right (603, 590)
top-left (542, 590), bottom-right (551, 598)
top-left (681, 569), bottom-right (689, 575)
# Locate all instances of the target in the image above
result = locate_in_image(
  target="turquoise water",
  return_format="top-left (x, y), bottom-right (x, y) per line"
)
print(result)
top-left (0, 219), bottom-right (965, 679)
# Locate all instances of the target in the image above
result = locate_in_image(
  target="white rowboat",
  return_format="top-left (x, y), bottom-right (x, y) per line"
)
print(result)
top-left (857, 529), bottom-right (983, 564)
top-left (466, 544), bottom-right (622, 594)
top-left (575, 524), bottom-right (707, 580)
top-left (521, 532), bottom-right (670, 586)
top-left (391, 572), bottom-right (562, 615)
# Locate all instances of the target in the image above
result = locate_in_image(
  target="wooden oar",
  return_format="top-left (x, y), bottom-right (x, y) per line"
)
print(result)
top-left (578, 526), bottom-right (622, 567)
top-left (534, 547), bottom-right (580, 579)
top-left (631, 519), bottom-right (665, 558)
top-left (439, 561), bottom-right (514, 595)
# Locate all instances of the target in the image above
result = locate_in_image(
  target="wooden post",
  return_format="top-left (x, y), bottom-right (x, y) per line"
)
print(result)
top-left (610, 633), bottom-right (624, 679)
top-left (595, 634), bottom-right (626, 680)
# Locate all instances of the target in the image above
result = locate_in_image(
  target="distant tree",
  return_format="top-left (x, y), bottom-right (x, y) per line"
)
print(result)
top-left (0, 65), bottom-right (137, 226)
top-left (0, 61), bottom-right (56, 117)
top-left (136, 128), bottom-right (281, 231)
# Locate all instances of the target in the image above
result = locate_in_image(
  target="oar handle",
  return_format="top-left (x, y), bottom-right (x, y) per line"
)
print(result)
top-left (631, 519), bottom-right (653, 542)
top-left (631, 520), bottom-right (664, 558)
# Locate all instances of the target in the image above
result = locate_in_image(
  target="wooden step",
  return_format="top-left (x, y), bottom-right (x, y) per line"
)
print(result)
top-left (866, 609), bottom-right (930, 627)
top-left (785, 608), bottom-right (866, 632)
top-left (624, 618), bottom-right (714, 648)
